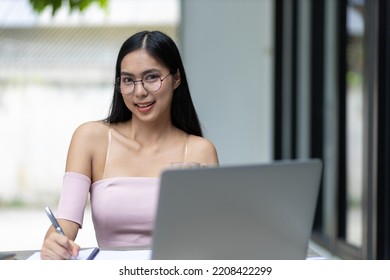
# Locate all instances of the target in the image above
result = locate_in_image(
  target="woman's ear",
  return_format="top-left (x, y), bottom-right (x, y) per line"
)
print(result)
top-left (173, 69), bottom-right (181, 89)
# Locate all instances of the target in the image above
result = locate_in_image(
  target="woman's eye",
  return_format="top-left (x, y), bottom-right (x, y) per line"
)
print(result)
top-left (121, 77), bottom-right (133, 84)
top-left (144, 73), bottom-right (159, 81)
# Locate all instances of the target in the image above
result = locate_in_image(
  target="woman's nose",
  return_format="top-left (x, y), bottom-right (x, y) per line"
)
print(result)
top-left (133, 81), bottom-right (148, 97)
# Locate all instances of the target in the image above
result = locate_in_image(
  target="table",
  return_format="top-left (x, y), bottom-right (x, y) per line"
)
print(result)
top-left (0, 244), bottom-right (328, 260)
top-left (0, 250), bottom-right (35, 260)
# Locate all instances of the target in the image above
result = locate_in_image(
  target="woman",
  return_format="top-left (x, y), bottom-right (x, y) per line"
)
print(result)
top-left (40, 30), bottom-right (219, 260)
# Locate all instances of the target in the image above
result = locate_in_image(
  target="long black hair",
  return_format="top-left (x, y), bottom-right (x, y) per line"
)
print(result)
top-left (104, 30), bottom-right (203, 137)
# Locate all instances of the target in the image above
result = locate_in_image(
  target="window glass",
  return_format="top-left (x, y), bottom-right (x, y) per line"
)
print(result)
top-left (345, 0), bottom-right (365, 247)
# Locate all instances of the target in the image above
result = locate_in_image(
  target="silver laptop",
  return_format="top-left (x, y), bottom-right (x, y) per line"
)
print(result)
top-left (151, 159), bottom-right (323, 260)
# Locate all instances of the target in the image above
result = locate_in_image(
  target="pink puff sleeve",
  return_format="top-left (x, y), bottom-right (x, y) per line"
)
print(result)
top-left (55, 172), bottom-right (91, 228)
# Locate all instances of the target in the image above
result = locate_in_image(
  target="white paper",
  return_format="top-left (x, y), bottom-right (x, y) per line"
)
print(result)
top-left (94, 249), bottom-right (151, 260)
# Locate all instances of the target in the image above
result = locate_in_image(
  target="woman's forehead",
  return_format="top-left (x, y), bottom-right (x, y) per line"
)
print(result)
top-left (120, 49), bottom-right (165, 74)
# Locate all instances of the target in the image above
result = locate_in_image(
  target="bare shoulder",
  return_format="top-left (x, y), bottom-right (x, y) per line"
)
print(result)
top-left (187, 135), bottom-right (219, 164)
top-left (65, 121), bottom-right (110, 175)
top-left (67, 121), bottom-right (110, 157)
top-left (71, 121), bottom-right (109, 143)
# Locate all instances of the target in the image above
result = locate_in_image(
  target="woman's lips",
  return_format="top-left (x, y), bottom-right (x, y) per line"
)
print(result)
top-left (135, 101), bottom-right (155, 112)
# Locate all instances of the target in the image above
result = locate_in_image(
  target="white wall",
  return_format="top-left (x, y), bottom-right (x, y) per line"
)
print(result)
top-left (180, 0), bottom-right (274, 165)
top-left (0, 81), bottom-right (112, 203)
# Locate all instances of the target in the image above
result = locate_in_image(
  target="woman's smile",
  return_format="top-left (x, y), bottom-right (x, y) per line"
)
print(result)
top-left (135, 101), bottom-right (156, 113)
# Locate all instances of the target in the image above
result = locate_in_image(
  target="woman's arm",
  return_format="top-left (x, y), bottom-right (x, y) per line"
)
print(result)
top-left (41, 122), bottom-right (101, 259)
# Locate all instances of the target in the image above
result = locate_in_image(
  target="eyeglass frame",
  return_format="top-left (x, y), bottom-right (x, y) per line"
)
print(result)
top-left (115, 72), bottom-right (172, 95)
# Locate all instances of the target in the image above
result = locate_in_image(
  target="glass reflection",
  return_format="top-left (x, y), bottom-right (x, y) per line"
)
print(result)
top-left (345, 0), bottom-right (365, 247)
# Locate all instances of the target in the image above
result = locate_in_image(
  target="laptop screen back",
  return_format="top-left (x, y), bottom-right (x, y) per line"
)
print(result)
top-left (151, 159), bottom-right (323, 260)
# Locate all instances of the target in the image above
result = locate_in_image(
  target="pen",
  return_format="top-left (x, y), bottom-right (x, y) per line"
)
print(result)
top-left (44, 206), bottom-right (77, 260)
top-left (86, 247), bottom-right (100, 260)
top-left (45, 206), bottom-right (65, 235)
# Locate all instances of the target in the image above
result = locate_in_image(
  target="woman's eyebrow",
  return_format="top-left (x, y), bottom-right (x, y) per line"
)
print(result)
top-left (120, 71), bottom-right (132, 76)
top-left (120, 69), bottom-right (161, 76)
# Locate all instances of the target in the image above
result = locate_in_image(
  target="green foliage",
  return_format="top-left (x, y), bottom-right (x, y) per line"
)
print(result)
top-left (29, 0), bottom-right (108, 16)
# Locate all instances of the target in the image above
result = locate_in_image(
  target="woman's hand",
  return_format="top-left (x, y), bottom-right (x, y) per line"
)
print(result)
top-left (40, 231), bottom-right (80, 260)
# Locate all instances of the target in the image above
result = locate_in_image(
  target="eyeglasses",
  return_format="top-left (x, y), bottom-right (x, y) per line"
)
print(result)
top-left (116, 72), bottom-right (171, 95)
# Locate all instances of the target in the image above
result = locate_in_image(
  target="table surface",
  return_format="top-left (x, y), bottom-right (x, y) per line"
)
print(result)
top-left (1, 245), bottom-right (324, 260)
top-left (1, 250), bottom-right (36, 260)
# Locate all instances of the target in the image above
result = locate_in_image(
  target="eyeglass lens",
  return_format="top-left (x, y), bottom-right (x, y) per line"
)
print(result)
top-left (117, 73), bottom-right (170, 94)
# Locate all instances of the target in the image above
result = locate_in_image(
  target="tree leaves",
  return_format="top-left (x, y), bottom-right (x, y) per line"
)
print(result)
top-left (29, 0), bottom-right (108, 16)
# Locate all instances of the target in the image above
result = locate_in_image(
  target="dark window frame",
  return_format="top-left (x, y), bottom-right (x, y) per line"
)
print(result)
top-left (375, 0), bottom-right (390, 259)
top-left (273, 0), bottom-right (390, 259)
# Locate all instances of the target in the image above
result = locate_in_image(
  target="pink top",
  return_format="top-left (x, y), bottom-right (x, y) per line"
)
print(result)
top-left (90, 176), bottom-right (159, 247)
top-left (56, 172), bottom-right (159, 248)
